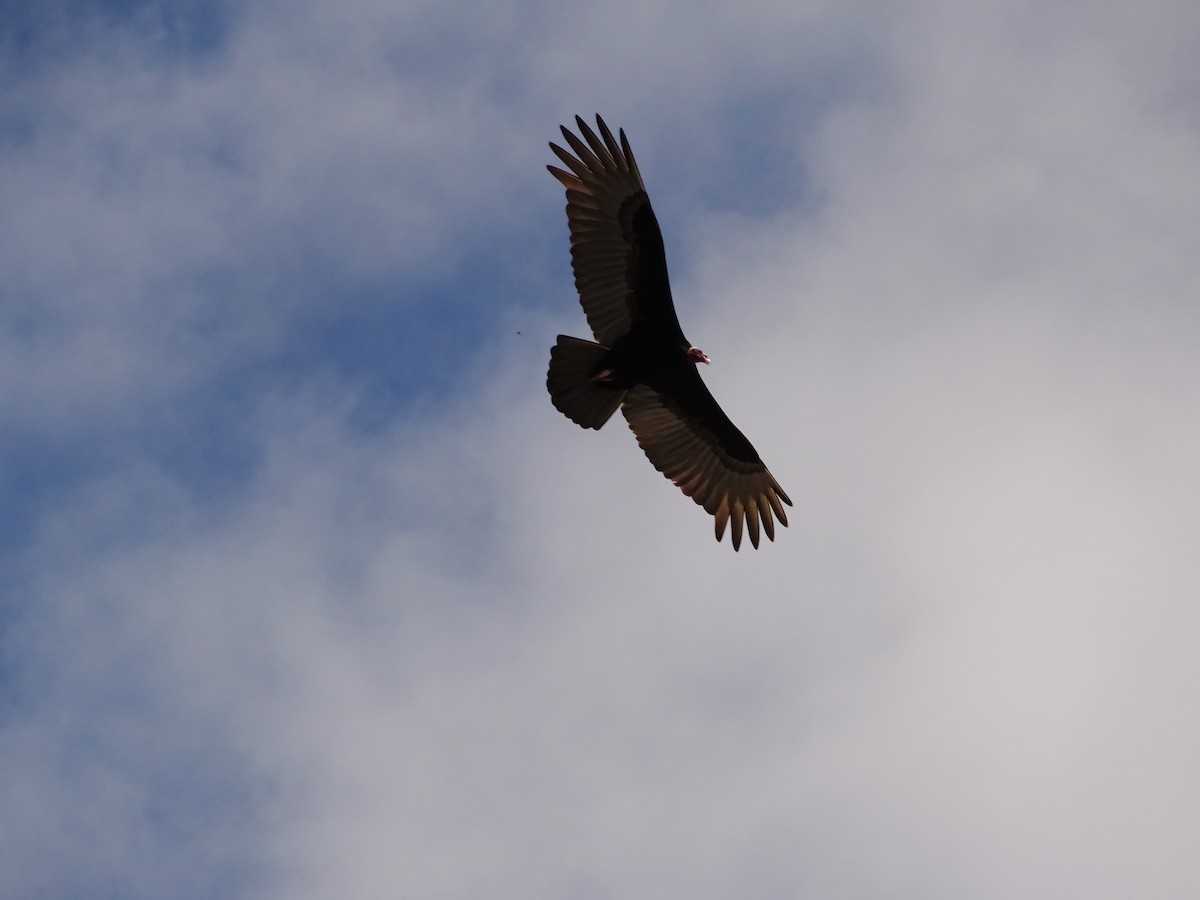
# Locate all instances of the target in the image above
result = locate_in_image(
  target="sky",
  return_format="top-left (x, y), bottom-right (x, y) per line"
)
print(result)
top-left (2, 0), bottom-right (1199, 897)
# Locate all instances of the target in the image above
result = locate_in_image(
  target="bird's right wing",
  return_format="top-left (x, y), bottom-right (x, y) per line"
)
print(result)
top-left (620, 377), bottom-right (792, 551)
top-left (547, 116), bottom-right (683, 347)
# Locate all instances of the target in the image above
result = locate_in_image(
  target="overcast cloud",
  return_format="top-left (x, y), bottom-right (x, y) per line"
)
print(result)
top-left (3, 1), bottom-right (1199, 897)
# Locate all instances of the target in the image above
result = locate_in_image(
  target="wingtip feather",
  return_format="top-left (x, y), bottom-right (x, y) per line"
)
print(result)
top-left (729, 500), bottom-right (745, 550)
top-left (745, 497), bottom-right (761, 549)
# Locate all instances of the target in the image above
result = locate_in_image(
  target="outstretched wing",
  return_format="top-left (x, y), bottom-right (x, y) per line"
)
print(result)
top-left (547, 115), bottom-right (684, 347)
top-left (620, 371), bottom-right (792, 551)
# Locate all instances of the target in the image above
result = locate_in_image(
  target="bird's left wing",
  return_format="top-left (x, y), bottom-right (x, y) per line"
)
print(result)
top-left (620, 373), bottom-right (792, 550)
top-left (547, 116), bottom-right (681, 346)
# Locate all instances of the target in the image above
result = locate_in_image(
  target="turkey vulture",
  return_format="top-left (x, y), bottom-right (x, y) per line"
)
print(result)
top-left (546, 115), bottom-right (791, 550)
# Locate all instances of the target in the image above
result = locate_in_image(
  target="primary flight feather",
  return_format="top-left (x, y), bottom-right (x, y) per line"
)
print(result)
top-left (546, 115), bottom-right (791, 550)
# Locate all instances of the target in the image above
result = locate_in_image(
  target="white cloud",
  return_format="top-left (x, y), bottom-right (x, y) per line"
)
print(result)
top-left (3, 0), bottom-right (1200, 897)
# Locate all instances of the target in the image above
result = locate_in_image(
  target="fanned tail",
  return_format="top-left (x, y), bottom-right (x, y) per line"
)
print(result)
top-left (546, 335), bottom-right (625, 430)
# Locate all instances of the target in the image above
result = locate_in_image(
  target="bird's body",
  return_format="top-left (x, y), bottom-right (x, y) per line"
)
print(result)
top-left (546, 115), bottom-right (791, 550)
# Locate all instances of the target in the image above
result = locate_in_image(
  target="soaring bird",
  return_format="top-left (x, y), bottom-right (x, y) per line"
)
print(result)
top-left (546, 115), bottom-right (791, 550)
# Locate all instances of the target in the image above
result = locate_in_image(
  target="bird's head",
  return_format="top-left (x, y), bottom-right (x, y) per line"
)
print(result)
top-left (686, 346), bottom-right (711, 365)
